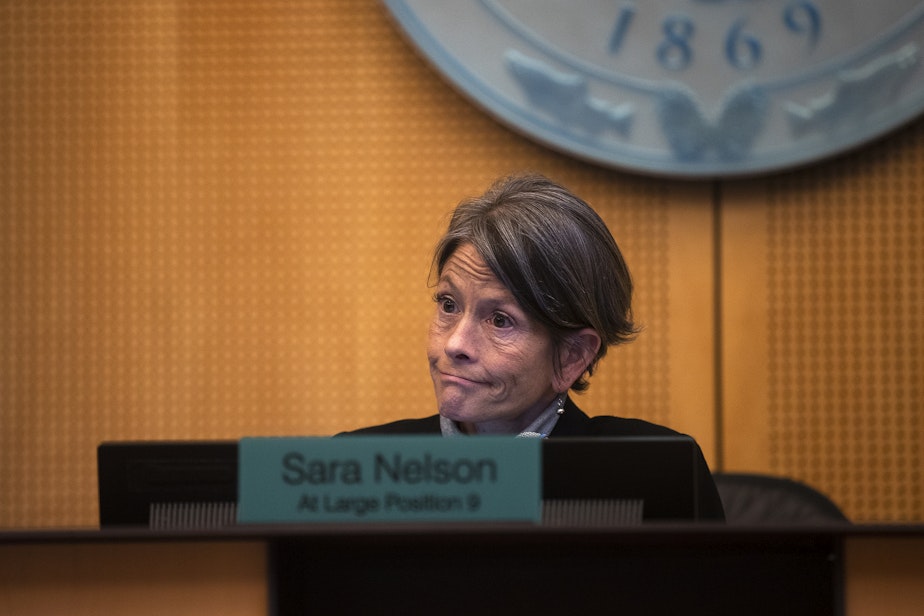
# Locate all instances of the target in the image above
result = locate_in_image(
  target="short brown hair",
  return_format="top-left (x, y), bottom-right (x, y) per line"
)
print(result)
top-left (432, 174), bottom-right (638, 392)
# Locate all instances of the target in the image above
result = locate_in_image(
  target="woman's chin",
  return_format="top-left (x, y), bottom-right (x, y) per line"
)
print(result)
top-left (437, 398), bottom-right (483, 425)
top-left (437, 405), bottom-right (471, 424)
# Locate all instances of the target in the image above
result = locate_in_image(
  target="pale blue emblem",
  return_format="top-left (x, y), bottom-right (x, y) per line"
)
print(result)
top-left (785, 44), bottom-right (919, 137)
top-left (656, 83), bottom-right (767, 162)
top-left (383, 0), bottom-right (924, 177)
top-left (505, 50), bottom-right (634, 137)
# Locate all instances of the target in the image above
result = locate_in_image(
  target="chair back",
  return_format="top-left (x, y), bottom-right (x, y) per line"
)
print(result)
top-left (713, 473), bottom-right (849, 524)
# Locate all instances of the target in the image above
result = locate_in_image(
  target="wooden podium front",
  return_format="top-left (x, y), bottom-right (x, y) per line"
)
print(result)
top-left (1, 525), bottom-right (922, 615)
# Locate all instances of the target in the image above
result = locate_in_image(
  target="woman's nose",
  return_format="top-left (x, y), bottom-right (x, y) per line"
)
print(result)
top-left (444, 316), bottom-right (477, 361)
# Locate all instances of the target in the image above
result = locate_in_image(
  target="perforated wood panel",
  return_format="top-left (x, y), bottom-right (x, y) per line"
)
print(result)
top-left (12, 0), bottom-right (922, 529)
top-left (723, 129), bottom-right (924, 523)
top-left (1, 1), bottom-right (713, 528)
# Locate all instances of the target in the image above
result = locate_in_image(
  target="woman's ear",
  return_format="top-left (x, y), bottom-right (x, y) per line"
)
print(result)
top-left (553, 328), bottom-right (602, 392)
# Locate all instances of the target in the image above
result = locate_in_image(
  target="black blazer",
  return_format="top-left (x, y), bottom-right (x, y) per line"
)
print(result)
top-left (344, 398), bottom-right (726, 520)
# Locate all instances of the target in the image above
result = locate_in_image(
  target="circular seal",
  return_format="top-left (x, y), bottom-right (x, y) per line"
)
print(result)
top-left (383, 0), bottom-right (924, 178)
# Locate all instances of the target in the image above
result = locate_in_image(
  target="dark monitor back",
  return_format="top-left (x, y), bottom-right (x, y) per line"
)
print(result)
top-left (542, 436), bottom-right (701, 522)
top-left (98, 440), bottom-right (238, 528)
top-left (98, 436), bottom-right (700, 527)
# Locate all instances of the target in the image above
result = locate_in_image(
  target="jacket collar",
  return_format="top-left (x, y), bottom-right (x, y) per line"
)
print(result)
top-left (547, 397), bottom-right (591, 437)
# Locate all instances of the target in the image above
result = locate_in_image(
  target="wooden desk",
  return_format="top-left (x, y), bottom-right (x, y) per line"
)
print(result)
top-left (0, 536), bottom-right (266, 616)
top-left (1, 525), bottom-right (922, 615)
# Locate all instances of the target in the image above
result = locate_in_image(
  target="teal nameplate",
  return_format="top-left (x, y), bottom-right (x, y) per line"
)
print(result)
top-left (237, 436), bottom-right (541, 524)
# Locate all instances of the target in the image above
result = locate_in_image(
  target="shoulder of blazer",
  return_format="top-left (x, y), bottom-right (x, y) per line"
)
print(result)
top-left (552, 399), bottom-right (726, 520)
top-left (338, 415), bottom-right (442, 436)
top-left (550, 399), bottom-right (680, 438)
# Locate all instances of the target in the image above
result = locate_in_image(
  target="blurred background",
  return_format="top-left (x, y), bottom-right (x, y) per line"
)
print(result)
top-left (1, 1), bottom-right (921, 528)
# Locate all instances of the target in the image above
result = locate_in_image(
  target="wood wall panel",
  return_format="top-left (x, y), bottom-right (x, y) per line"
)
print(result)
top-left (0, 541), bottom-right (266, 615)
top-left (0, 1), bottom-right (714, 528)
top-left (6, 0), bottom-right (921, 529)
top-left (722, 129), bottom-right (924, 522)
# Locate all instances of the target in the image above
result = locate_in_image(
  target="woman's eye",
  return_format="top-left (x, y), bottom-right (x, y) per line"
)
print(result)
top-left (491, 313), bottom-right (512, 328)
top-left (436, 295), bottom-right (456, 313)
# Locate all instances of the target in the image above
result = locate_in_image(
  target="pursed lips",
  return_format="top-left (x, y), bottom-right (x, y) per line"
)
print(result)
top-left (437, 371), bottom-right (483, 386)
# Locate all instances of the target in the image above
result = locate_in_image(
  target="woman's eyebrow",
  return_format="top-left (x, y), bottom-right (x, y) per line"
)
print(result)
top-left (435, 274), bottom-right (459, 291)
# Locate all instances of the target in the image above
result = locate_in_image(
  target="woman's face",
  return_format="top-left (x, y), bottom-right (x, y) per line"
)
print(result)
top-left (427, 243), bottom-right (561, 434)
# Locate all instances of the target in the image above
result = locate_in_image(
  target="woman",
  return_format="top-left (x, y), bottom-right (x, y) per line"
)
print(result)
top-left (347, 173), bottom-right (724, 519)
